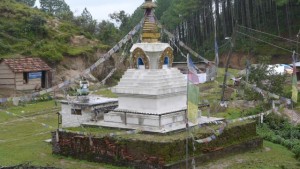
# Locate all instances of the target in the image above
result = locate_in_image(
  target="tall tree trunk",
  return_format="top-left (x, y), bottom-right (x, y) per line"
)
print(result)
top-left (222, 0), bottom-right (227, 36)
top-left (226, 0), bottom-right (233, 35)
top-left (286, 3), bottom-right (291, 38)
top-left (274, 0), bottom-right (280, 35)
top-left (215, 0), bottom-right (220, 40)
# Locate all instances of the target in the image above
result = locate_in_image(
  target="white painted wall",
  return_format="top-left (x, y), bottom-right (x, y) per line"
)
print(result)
top-left (117, 94), bottom-right (186, 114)
top-left (61, 103), bottom-right (94, 128)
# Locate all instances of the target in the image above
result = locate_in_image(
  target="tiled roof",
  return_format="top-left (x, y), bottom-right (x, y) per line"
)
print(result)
top-left (3, 58), bottom-right (51, 72)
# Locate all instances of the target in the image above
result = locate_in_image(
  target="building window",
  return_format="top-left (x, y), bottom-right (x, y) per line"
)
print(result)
top-left (71, 108), bottom-right (82, 115)
top-left (137, 57), bottom-right (145, 69)
top-left (163, 56), bottom-right (169, 69)
top-left (23, 72), bottom-right (28, 84)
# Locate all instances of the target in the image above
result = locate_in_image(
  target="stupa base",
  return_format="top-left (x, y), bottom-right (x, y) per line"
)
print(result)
top-left (83, 109), bottom-right (224, 133)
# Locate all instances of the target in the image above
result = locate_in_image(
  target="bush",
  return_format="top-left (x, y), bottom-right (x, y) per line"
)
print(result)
top-left (257, 114), bottom-right (300, 160)
top-left (292, 145), bottom-right (300, 159)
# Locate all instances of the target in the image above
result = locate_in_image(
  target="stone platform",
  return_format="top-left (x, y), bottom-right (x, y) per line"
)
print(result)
top-left (84, 115), bottom-right (224, 133)
top-left (53, 121), bottom-right (261, 169)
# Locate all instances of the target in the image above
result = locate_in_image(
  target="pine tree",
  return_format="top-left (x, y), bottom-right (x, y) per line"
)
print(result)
top-left (39, 0), bottom-right (72, 20)
top-left (75, 8), bottom-right (97, 35)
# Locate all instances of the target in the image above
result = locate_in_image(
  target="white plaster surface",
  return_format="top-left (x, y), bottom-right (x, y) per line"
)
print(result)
top-left (86, 115), bottom-right (224, 133)
top-left (112, 68), bottom-right (187, 96)
top-left (61, 95), bottom-right (118, 105)
top-left (117, 95), bottom-right (186, 114)
top-left (131, 43), bottom-right (173, 69)
top-left (60, 96), bottom-right (118, 128)
top-left (61, 104), bottom-right (93, 128)
top-left (112, 68), bottom-right (187, 114)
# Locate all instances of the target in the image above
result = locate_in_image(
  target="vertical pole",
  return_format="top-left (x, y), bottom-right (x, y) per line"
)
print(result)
top-left (221, 39), bottom-right (233, 102)
top-left (296, 29), bottom-right (299, 61)
top-left (56, 112), bottom-right (60, 129)
top-left (186, 54), bottom-right (190, 169)
top-left (185, 110), bottom-right (189, 169)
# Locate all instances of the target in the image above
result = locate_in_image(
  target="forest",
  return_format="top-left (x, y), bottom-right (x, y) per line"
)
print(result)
top-left (1, 0), bottom-right (300, 62)
top-left (154, 0), bottom-right (300, 61)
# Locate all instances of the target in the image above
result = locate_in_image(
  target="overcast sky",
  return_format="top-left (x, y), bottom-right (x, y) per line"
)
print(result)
top-left (37, 0), bottom-right (145, 22)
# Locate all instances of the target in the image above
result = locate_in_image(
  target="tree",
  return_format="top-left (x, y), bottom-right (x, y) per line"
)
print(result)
top-left (25, 15), bottom-right (47, 38)
top-left (96, 20), bottom-right (120, 46)
top-left (39, 0), bottom-right (72, 20)
top-left (16, 0), bottom-right (36, 7)
top-left (74, 8), bottom-right (97, 35)
top-left (244, 56), bottom-right (287, 100)
top-left (109, 10), bottom-right (130, 32)
top-left (155, 0), bottom-right (172, 20)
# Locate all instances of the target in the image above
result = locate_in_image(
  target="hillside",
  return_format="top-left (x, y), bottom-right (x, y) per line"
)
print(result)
top-left (0, 0), bottom-right (126, 90)
top-left (0, 0), bottom-right (108, 62)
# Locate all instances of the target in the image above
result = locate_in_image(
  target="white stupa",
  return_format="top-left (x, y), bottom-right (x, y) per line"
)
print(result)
top-left (99, 0), bottom-right (187, 133)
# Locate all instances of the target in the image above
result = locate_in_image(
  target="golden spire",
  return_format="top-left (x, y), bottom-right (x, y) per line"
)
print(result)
top-left (141, 0), bottom-right (160, 43)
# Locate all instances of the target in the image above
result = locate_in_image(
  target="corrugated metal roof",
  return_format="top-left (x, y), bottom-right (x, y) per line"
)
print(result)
top-left (3, 57), bottom-right (51, 72)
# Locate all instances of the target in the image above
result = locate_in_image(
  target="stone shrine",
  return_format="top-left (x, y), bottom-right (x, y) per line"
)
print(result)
top-left (95, 0), bottom-right (188, 133)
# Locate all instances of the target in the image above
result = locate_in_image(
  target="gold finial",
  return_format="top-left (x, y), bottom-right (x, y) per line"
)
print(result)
top-left (141, 0), bottom-right (160, 43)
top-left (142, 0), bottom-right (157, 9)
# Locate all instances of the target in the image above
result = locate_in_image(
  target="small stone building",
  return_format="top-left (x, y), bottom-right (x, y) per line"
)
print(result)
top-left (60, 96), bottom-right (118, 128)
top-left (0, 57), bottom-right (52, 90)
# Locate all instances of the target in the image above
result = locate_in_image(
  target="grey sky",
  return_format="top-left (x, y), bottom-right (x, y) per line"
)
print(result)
top-left (64, 0), bottom-right (144, 22)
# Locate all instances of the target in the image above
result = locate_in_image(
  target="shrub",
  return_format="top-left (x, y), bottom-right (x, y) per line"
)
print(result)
top-left (292, 145), bottom-right (300, 159)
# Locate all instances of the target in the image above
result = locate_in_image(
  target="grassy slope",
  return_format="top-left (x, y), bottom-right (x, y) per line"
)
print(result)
top-left (201, 141), bottom-right (300, 169)
top-left (0, 101), bottom-right (128, 169)
top-left (0, 0), bottom-right (104, 62)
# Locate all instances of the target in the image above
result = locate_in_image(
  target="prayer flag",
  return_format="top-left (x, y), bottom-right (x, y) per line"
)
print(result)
top-left (188, 55), bottom-right (199, 84)
top-left (187, 54), bottom-right (199, 124)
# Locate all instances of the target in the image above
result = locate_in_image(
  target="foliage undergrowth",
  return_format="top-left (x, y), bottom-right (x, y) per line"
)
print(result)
top-left (0, 0), bottom-right (101, 62)
top-left (257, 114), bottom-right (300, 160)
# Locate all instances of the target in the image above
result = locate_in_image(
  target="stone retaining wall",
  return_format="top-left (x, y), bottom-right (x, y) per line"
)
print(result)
top-left (52, 122), bottom-right (262, 169)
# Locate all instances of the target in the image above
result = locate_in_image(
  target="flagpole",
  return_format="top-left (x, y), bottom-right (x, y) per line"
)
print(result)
top-left (297, 29), bottom-right (299, 61)
top-left (186, 53), bottom-right (189, 169)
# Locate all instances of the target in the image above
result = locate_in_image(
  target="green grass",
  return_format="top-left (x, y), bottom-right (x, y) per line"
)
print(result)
top-left (0, 100), bottom-right (129, 169)
top-left (66, 45), bottom-right (96, 56)
top-left (199, 68), bottom-right (240, 103)
top-left (0, 0), bottom-right (103, 62)
top-left (1, 100), bottom-right (299, 169)
top-left (93, 89), bottom-right (118, 98)
top-left (200, 141), bottom-right (300, 169)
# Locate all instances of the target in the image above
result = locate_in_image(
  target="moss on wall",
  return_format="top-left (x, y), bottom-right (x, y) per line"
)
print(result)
top-left (52, 121), bottom-right (261, 168)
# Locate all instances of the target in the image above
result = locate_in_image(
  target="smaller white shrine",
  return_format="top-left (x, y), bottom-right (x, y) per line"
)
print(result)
top-left (60, 96), bottom-right (118, 128)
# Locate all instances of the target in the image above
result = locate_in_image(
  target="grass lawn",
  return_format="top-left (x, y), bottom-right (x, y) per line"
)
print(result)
top-left (1, 100), bottom-right (299, 169)
top-left (92, 89), bottom-right (117, 98)
top-left (0, 100), bottom-right (129, 169)
top-left (200, 141), bottom-right (300, 169)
